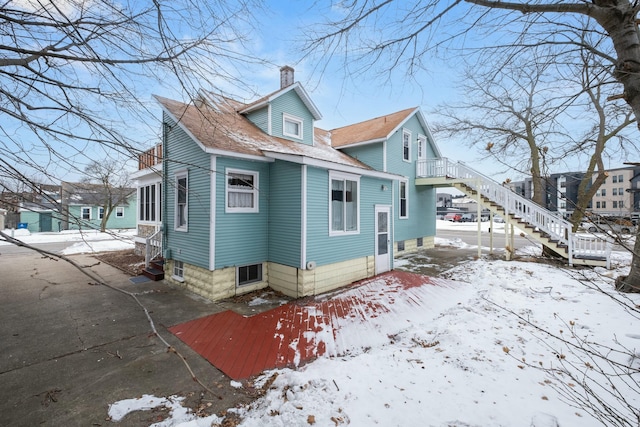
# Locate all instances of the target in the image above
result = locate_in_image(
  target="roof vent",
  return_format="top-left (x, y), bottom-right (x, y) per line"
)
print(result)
top-left (280, 65), bottom-right (294, 88)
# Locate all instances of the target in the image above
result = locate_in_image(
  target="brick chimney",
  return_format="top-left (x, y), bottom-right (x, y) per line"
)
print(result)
top-left (280, 65), bottom-right (294, 88)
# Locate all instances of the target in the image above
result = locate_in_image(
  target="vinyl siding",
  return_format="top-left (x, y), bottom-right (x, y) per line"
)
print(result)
top-left (270, 90), bottom-right (314, 145)
top-left (386, 114), bottom-right (438, 242)
top-left (395, 184), bottom-right (435, 241)
top-left (214, 157), bottom-right (270, 269)
top-left (268, 160), bottom-right (302, 267)
top-left (305, 167), bottom-right (393, 266)
top-left (164, 114), bottom-right (212, 270)
top-left (245, 107), bottom-right (269, 133)
top-left (340, 142), bottom-right (385, 171)
top-left (66, 197), bottom-right (136, 231)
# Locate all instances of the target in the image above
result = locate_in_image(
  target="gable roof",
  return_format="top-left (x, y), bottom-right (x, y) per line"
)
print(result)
top-left (237, 82), bottom-right (322, 121)
top-left (329, 106), bottom-right (442, 158)
top-left (61, 182), bottom-right (135, 206)
top-left (155, 95), bottom-right (393, 175)
top-left (330, 108), bottom-right (416, 148)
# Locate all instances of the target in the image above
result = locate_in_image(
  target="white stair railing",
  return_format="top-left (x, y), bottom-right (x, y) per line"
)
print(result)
top-left (417, 158), bottom-right (611, 265)
top-left (145, 228), bottom-right (163, 268)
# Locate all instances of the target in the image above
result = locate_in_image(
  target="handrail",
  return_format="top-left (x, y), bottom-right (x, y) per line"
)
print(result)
top-left (417, 158), bottom-right (611, 265)
top-left (145, 228), bottom-right (163, 268)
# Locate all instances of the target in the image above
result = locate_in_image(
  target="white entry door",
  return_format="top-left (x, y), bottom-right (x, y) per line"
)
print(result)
top-left (375, 206), bottom-right (391, 274)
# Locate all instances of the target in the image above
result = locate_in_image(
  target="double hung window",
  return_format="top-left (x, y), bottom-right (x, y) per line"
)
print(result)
top-left (399, 180), bottom-right (408, 218)
top-left (175, 172), bottom-right (188, 231)
top-left (81, 207), bottom-right (91, 220)
top-left (402, 130), bottom-right (411, 162)
top-left (226, 169), bottom-right (258, 213)
top-left (330, 172), bottom-right (359, 234)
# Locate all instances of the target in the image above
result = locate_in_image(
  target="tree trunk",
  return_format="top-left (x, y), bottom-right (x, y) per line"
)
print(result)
top-left (591, 2), bottom-right (640, 291)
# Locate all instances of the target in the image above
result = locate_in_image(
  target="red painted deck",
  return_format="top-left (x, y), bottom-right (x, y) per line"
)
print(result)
top-left (168, 271), bottom-right (441, 380)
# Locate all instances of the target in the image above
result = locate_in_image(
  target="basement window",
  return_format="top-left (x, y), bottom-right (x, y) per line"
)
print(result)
top-left (397, 240), bottom-right (405, 251)
top-left (173, 260), bottom-right (184, 281)
top-left (417, 237), bottom-right (423, 247)
top-left (237, 264), bottom-right (263, 286)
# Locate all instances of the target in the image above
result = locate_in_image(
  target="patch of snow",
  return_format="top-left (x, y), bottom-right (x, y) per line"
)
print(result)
top-left (108, 394), bottom-right (221, 426)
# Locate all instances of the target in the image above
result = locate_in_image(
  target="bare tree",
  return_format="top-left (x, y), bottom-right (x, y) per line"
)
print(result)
top-left (1, 0), bottom-right (266, 195)
top-left (565, 46), bottom-right (636, 231)
top-left (305, 0), bottom-right (640, 291)
top-left (73, 159), bottom-right (132, 232)
top-left (436, 54), bottom-right (569, 207)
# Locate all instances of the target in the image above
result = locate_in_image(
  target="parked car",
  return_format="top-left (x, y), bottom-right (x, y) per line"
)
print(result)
top-left (582, 217), bottom-right (635, 234)
top-left (493, 215), bottom-right (505, 223)
top-left (444, 213), bottom-right (462, 222)
top-left (460, 213), bottom-right (477, 222)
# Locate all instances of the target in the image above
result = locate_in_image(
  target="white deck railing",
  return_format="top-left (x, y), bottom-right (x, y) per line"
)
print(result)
top-left (145, 228), bottom-right (163, 268)
top-left (417, 158), bottom-right (611, 266)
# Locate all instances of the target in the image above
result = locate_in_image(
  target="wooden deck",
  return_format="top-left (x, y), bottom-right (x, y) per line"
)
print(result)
top-left (168, 270), bottom-right (441, 380)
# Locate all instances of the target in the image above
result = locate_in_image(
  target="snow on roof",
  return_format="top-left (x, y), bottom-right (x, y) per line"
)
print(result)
top-left (155, 94), bottom-right (374, 171)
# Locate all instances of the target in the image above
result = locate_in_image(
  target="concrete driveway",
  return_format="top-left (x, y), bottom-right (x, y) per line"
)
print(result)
top-left (0, 251), bottom-right (254, 426)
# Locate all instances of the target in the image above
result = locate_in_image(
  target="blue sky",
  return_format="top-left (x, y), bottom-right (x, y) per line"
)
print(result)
top-left (8, 0), bottom-right (635, 186)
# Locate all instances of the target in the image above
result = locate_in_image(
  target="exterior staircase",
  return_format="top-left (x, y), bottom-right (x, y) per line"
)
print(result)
top-left (142, 228), bottom-right (164, 281)
top-left (416, 158), bottom-right (612, 268)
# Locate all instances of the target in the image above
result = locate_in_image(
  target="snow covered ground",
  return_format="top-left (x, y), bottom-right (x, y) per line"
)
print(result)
top-left (0, 228), bottom-right (135, 254)
top-left (3, 227), bottom-right (638, 426)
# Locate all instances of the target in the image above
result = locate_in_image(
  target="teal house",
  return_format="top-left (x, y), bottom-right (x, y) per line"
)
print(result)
top-left (62, 182), bottom-right (137, 231)
top-left (149, 66), bottom-right (441, 301)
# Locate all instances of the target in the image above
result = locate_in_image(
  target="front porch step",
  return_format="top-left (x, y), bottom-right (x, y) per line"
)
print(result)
top-left (142, 267), bottom-right (165, 281)
top-left (142, 258), bottom-right (165, 281)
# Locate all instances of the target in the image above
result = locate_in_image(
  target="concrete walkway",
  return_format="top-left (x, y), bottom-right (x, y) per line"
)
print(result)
top-left (0, 251), bottom-right (253, 426)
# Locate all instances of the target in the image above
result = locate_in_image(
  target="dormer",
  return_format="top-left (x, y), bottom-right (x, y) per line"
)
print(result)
top-left (238, 66), bottom-right (322, 146)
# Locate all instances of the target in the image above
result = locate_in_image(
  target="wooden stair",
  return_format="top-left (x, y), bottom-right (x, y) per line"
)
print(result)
top-left (415, 158), bottom-right (612, 268)
top-left (142, 258), bottom-right (165, 281)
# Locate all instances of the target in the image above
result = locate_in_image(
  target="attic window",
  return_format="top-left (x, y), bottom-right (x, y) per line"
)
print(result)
top-left (283, 113), bottom-right (303, 139)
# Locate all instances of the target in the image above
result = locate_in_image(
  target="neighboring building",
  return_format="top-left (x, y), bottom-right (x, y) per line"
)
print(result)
top-left (9, 184), bottom-right (63, 232)
top-left (437, 192), bottom-right (452, 208)
top-left (629, 167), bottom-right (640, 212)
top-left (61, 182), bottom-right (136, 230)
top-left (140, 66), bottom-right (442, 302)
top-left (591, 167), bottom-right (636, 217)
top-left (506, 178), bottom-right (534, 200)
top-left (546, 172), bottom-right (586, 218)
top-left (19, 201), bottom-right (64, 233)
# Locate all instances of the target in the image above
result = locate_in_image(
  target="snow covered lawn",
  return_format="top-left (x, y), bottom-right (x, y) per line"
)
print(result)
top-left (109, 247), bottom-right (639, 426)
top-left (0, 228), bottom-right (135, 254)
top-left (5, 227), bottom-right (637, 426)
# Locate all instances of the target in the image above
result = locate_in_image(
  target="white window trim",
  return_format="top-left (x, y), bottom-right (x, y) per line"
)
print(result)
top-left (417, 134), bottom-right (427, 160)
top-left (329, 170), bottom-right (361, 236)
top-left (283, 113), bottom-right (304, 140)
top-left (116, 206), bottom-right (124, 217)
top-left (402, 129), bottom-right (411, 162)
top-left (399, 179), bottom-right (409, 219)
top-left (172, 260), bottom-right (185, 282)
top-left (98, 207), bottom-right (105, 219)
top-left (81, 207), bottom-right (91, 220)
top-left (225, 168), bottom-right (259, 213)
top-left (174, 170), bottom-right (188, 232)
